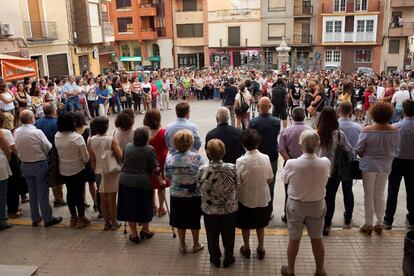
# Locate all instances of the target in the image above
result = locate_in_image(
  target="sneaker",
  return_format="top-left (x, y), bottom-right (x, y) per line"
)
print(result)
top-left (76, 217), bottom-right (91, 229)
top-left (384, 223), bottom-right (392, 230)
top-left (70, 216), bottom-right (78, 228)
top-left (45, 217), bottom-right (63, 227)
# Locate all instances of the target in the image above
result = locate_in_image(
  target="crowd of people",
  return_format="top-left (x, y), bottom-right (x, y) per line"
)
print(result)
top-left (0, 65), bottom-right (414, 275)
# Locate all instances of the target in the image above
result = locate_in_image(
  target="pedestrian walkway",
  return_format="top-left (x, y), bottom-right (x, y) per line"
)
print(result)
top-left (0, 222), bottom-right (405, 275)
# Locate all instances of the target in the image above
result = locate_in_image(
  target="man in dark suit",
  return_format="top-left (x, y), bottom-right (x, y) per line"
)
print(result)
top-left (249, 97), bottom-right (281, 219)
top-left (205, 107), bottom-right (244, 164)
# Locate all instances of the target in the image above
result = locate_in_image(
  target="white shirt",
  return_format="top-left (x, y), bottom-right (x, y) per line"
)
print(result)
top-left (0, 129), bottom-right (13, 180)
top-left (0, 92), bottom-right (15, 111)
top-left (14, 124), bottom-right (52, 162)
top-left (236, 149), bottom-right (273, 208)
top-left (55, 132), bottom-right (89, 176)
top-left (281, 153), bottom-right (331, 202)
top-left (392, 90), bottom-right (414, 109)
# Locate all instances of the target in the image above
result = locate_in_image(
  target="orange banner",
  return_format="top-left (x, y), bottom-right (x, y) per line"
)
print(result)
top-left (1, 59), bottom-right (38, 82)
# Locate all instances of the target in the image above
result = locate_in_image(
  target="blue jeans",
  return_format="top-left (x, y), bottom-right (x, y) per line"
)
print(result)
top-left (21, 161), bottom-right (53, 224)
top-left (213, 88), bottom-right (220, 99)
top-left (67, 96), bottom-right (80, 112)
top-left (0, 179), bottom-right (7, 227)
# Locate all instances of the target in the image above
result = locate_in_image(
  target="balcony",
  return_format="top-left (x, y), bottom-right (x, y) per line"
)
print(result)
top-left (141, 28), bottom-right (158, 40)
top-left (389, 22), bottom-right (414, 37)
top-left (293, 5), bottom-right (313, 16)
top-left (391, 0), bottom-right (414, 7)
top-left (208, 9), bottom-right (261, 22)
top-left (292, 35), bottom-right (312, 45)
top-left (24, 21), bottom-right (58, 42)
top-left (324, 31), bottom-right (375, 43)
top-left (103, 22), bottom-right (114, 42)
top-left (139, 3), bottom-right (157, 16)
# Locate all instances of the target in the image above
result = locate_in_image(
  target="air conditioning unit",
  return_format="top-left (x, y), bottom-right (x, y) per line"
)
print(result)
top-left (0, 23), bottom-right (14, 36)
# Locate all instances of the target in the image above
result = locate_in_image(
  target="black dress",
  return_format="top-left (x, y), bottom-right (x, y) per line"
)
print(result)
top-left (81, 128), bottom-right (95, 183)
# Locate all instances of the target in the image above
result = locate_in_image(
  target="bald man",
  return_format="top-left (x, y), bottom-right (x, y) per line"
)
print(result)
top-left (14, 110), bottom-right (62, 227)
top-left (249, 97), bottom-right (281, 219)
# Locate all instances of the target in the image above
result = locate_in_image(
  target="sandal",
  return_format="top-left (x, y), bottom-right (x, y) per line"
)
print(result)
top-left (158, 208), bottom-right (167, 217)
top-left (192, 244), bottom-right (204, 254)
top-left (281, 265), bottom-right (295, 276)
top-left (111, 223), bottom-right (121, 231)
top-left (103, 223), bottom-right (111, 231)
top-left (140, 230), bottom-right (154, 240)
top-left (129, 234), bottom-right (140, 244)
top-left (179, 245), bottom-right (187, 254)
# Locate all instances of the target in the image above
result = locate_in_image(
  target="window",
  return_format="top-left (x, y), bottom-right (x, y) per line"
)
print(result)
top-left (325, 50), bottom-right (341, 63)
top-left (334, 21), bottom-right (342, 32)
top-left (355, 50), bottom-right (372, 62)
top-left (152, 44), bottom-right (160, 56)
top-left (268, 0), bottom-right (286, 11)
top-left (268, 24), bottom-right (285, 40)
top-left (334, 0), bottom-right (346, 12)
top-left (117, 17), bottom-right (133, 33)
top-left (89, 3), bottom-right (100, 27)
top-left (355, 0), bottom-right (367, 11)
top-left (326, 22), bottom-right (333, 32)
top-left (116, 0), bottom-right (131, 9)
top-left (366, 20), bottom-right (374, 32)
top-left (326, 21), bottom-right (342, 32)
top-left (176, 24), bottom-right (203, 38)
top-left (182, 0), bottom-right (197, 11)
top-left (389, 39), bottom-right (400, 54)
top-left (387, 66), bottom-right (397, 72)
top-left (228, 26), bottom-right (240, 46)
top-left (121, 44), bottom-right (130, 56)
top-left (178, 54), bottom-right (198, 68)
top-left (357, 20), bottom-right (374, 32)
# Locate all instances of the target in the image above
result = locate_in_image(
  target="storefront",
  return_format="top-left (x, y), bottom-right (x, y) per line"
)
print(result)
top-left (209, 48), bottom-right (264, 68)
top-left (119, 56), bottom-right (142, 71)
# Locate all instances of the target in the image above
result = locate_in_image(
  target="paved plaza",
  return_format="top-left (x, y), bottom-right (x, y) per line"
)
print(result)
top-left (0, 100), bottom-right (410, 275)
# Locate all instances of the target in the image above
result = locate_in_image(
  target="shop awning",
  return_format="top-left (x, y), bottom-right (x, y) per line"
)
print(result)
top-left (149, 56), bottom-right (160, 62)
top-left (120, 56), bottom-right (142, 62)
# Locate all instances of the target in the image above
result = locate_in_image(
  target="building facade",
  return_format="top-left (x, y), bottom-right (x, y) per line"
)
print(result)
top-left (70, 0), bottom-right (115, 75)
top-left (261, 0), bottom-right (317, 70)
top-left (381, 0), bottom-right (414, 73)
top-left (208, 0), bottom-right (262, 68)
top-left (111, 0), bottom-right (174, 70)
top-left (172, 0), bottom-right (208, 68)
top-left (316, 0), bottom-right (385, 73)
top-left (13, 0), bottom-right (73, 77)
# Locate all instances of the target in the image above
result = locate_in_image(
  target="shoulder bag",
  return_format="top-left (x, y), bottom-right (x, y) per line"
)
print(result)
top-left (235, 92), bottom-right (249, 116)
top-left (101, 137), bottom-right (121, 174)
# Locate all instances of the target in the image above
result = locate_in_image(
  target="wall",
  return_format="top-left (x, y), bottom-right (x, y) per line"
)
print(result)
top-left (208, 21), bottom-right (261, 48)
top-left (0, 0), bottom-right (24, 39)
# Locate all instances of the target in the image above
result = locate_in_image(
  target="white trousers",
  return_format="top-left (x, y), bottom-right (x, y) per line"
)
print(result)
top-left (98, 103), bottom-right (109, 117)
top-left (362, 171), bottom-right (389, 226)
top-left (161, 92), bottom-right (170, 109)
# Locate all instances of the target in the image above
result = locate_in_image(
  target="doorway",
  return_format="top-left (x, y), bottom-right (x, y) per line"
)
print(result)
top-left (78, 55), bottom-right (90, 74)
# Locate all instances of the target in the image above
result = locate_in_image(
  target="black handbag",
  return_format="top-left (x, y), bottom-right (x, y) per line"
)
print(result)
top-left (351, 158), bottom-right (362, 180)
top-left (332, 131), bottom-right (352, 181)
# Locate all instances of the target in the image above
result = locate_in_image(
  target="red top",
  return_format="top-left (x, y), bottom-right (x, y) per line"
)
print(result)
top-left (150, 128), bottom-right (169, 189)
top-left (363, 90), bottom-right (373, 110)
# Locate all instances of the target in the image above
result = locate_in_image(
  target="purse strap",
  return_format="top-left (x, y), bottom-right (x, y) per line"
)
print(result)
top-left (106, 137), bottom-right (113, 151)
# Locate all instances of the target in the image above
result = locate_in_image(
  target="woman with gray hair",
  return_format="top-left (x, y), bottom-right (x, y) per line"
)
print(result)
top-left (280, 130), bottom-right (330, 276)
top-left (391, 82), bottom-right (414, 122)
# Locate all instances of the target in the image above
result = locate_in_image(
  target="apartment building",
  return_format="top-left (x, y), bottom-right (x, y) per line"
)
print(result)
top-left (382, 0), bottom-right (414, 73)
top-left (316, 0), bottom-right (385, 73)
top-left (172, 0), bottom-right (208, 68)
top-left (14, 0), bottom-right (73, 77)
top-left (261, 0), bottom-right (317, 69)
top-left (70, 0), bottom-right (115, 75)
top-left (208, 0), bottom-right (262, 68)
top-left (110, 0), bottom-right (173, 70)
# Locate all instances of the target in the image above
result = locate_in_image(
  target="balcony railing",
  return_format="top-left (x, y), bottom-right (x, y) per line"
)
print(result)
top-left (24, 21), bottom-right (58, 42)
top-left (293, 5), bottom-right (313, 16)
top-left (175, 8), bottom-right (203, 12)
top-left (389, 22), bottom-right (414, 37)
top-left (292, 35), bottom-right (312, 44)
top-left (324, 31), bottom-right (375, 43)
